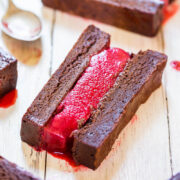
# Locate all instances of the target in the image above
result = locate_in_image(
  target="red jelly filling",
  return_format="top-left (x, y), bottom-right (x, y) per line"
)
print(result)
top-left (43, 48), bottom-right (130, 154)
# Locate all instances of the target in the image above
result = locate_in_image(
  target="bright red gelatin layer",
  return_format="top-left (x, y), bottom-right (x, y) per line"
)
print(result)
top-left (43, 48), bottom-right (130, 153)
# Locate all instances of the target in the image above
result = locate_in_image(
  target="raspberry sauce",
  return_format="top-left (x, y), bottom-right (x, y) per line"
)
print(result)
top-left (0, 89), bottom-right (18, 108)
top-left (43, 48), bottom-right (130, 154)
top-left (162, 0), bottom-right (179, 24)
top-left (170, 61), bottom-right (180, 71)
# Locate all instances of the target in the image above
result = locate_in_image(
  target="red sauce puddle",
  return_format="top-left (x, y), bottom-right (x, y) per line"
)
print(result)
top-left (50, 152), bottom-right (84, 170)
top-left (0, 89), bottom-right (18, 108)
top-left (163, 2), bottom-right (179, 24)
top-left (44, 149), bottom-right (87, 172)
top-left (170, 60), bottom-right (180, 71)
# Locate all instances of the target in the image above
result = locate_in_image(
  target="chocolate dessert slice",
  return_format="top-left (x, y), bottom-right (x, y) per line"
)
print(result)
top-left (72, 50), bottom-right (167, 169)
top-left (0, 156), bottom-right (39, 180)
top-left (42, 0), bottom-right (167, 36)
top-left (0, 48), bottom-right (17, 98)
top-left (21, 25), bottom-right (167, 170)
top-left (21, 25), bottom-right (110, 149)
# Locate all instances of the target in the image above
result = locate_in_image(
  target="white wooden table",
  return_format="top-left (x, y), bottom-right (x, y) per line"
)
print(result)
top-left (0, 0), bottom-right (180, 180)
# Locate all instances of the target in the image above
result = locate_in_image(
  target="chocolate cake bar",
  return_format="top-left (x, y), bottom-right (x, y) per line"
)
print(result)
top-left (0, 48), bottom-right (17, 98)
top-left (0, 156), bottom-right (39, 180)
top-left (72, 50), bottom-right (167, 169)
top-left (42, 0), bottom-right (166, 36)
top-left (21, 25), bottom-right (167, 170)
top-left (170, 173), bottom-right (180, 180)
top-left (21, 25), bottom-right (110, 148)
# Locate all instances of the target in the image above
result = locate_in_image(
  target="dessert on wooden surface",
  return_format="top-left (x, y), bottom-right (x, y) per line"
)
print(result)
top-left (0, 48), bottom-right (17, 98)
top-left (0, 156), bottom-right (39, 180)
top-left (42, 0), bottom-right (175, 36)
top-left (21, 25), bottom-right (167, 170)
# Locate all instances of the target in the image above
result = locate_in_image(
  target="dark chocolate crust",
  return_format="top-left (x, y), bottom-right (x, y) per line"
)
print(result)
top-left (0, 48), bottom-right (17, 98)
top-left (72, 50), bottom-right (167, 169)
top-left (0, 156), bottom-right (39, 180)
top-left (21, 25), bottom-right (110, 149)
top-left (170, 173), bottom-right (180, 180)
top-left (42, 0), bottom-right (164, 36)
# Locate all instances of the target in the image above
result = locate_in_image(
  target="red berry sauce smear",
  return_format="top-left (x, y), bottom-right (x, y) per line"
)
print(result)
top-left (170, 61), bottom-right (180, 71)
top-left (42, 48), bottom-right (130, 161)
top-left (162, 0), bottom-right (179, 24)
top-left (0, 89), bottom-right (18, 108)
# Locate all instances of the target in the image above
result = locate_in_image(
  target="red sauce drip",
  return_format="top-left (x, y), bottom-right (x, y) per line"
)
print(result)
top-left (49, 150), bottom-right (77, 167)
top-left (51, 152), bottom-right (87, 172)
top-left (170, 60), bottom-right (180, 71)
top-left (163, 1), bottom-right (179, 24)
top-left (0, 89), bottom-right (18, 108)
top-left (43, 48), bottom-right (130, 154)
top-left (32, 144), bottom-right (84, 171)
top-left (131, 115), bottom-right (138, 125)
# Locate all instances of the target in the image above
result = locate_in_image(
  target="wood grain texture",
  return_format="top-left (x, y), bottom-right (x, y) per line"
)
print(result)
top-left (163, 0), bottom-right (180, 176)
top-left (0, 0), bottom-right (180, 180)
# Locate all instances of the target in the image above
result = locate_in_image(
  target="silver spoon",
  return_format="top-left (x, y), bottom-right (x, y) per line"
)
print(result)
top-left (1, 0), bottom-right (42, 41)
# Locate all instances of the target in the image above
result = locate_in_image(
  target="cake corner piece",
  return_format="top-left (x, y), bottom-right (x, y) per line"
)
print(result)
top-left (0, 48), bottom-right (17, 98)
top-left (0, 156), bottom-right (40, 180)
top-left (169, 173), bottom-right (180, 180)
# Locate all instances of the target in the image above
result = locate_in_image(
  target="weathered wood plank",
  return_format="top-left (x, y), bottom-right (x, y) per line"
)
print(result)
top-left (163, 0), bottom-right (180, 176)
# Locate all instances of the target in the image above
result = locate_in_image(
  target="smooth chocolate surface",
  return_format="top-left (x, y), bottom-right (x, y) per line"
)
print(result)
top-left (42, 0), bottom-right (164, 36)
top-left (0, 48), bottom-right (17, 98)
top-left (21, 25), bottom-right (110, 149)
top-left (0, 156), bottom-right (39, 180)
top-left (72, 50), bottom-right (167, 169)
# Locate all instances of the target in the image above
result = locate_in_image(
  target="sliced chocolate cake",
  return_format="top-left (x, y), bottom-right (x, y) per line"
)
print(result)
top-left (42, 0), bottom-right (173, 36)
top-left (0, 156), bottom-right (39, 180)
top-left (0, 48), bottom-right (17, 98)
top-left (21, 25), bottom-right (167, 170)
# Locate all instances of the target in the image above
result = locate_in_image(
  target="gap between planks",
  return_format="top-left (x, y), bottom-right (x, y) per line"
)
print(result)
top-left (161, 29), bottom-right (174, 177)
